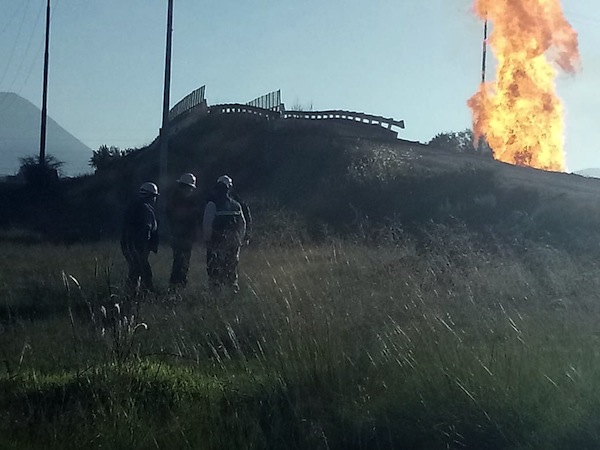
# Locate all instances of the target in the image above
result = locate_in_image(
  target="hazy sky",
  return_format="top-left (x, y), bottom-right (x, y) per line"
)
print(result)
top-left (0, 0), bottom-right (598, 171)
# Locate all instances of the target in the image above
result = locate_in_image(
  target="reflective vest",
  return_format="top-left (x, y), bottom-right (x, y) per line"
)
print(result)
top-left (211, 197), bottom-right (245, 247)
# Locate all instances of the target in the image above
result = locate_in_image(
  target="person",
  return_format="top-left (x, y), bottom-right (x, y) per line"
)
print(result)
top-left (203, 175), bottom-right (247, 293)
top-left (232, 190), bottom-right (252, 246)
top-left (166, 172), bottom-right (198, 287)
top-left (205, 177), bottom-right (252, 245)
top-left (120, 182), bottom-right (159, 292)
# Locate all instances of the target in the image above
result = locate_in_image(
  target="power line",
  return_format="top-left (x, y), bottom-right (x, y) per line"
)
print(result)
top-left (0, 1), bottom-right (32, 91)
top-left (11, 0), bottom-right (61, 106)
top-left (0, 2), bottom-right (26, 37)
top-left (3, 2), bottom-right (45, 96)
top-left (0, 0), bottom-right (62, 118)
top-left (0, 1), bottom-right (44, 113)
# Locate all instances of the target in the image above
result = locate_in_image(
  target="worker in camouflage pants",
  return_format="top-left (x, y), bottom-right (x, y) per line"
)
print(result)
top-left (202, 175), bottom-right (247, 293)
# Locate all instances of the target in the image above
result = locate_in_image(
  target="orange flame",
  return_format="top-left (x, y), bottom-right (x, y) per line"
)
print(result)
top-left (468, 0), bottom-right (579, 171)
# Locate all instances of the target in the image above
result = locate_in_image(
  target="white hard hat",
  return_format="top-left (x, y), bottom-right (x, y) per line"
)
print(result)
top-left (177, 172), bottom-right (196, 188)
top-left (216, 175), bottom-right (233, 188)
top-left (139, 182), bottom-right (159, 197)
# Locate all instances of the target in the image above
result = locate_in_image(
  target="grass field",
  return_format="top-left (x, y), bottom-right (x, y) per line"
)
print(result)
top-left (1, 231), bottom-right (600, 449)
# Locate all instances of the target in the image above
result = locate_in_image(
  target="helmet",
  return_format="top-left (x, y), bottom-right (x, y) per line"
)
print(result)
top-left (139, 182), bottom-right (159, 197)
top-left (177, 172), bottom-right (196, 188)
top-left (216, 175), bottom-right (233, 189)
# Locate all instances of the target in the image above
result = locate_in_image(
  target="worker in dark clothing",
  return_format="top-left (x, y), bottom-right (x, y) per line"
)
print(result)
top-left (203, 175), bottom-right (247, 293)
top-left (167, 172), bottom-right (198, 287)
top-left (120, 182), bottom-right (160, 292)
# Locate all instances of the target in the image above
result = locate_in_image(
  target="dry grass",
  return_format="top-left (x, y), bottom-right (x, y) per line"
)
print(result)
top-left (1, 231), bottom-right (600, 449)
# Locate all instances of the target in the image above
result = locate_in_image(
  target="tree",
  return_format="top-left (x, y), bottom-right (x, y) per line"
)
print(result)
top-left (428, 129), bottom-right (495, 157)
top-left (90, 145), bottom-right (127, 172)
top-left (428, 129), bottom-right (479, 153)
top-left (19, 155), bottom-right (63, 187)
top-left (286, 101), bottom-right (314, 112)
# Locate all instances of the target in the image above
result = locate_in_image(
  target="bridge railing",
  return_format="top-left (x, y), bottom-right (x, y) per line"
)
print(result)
top-left (205, 102), bottom-right (405, 132)
top-left (246, 89), bottom-right (282, 111)
top-left (169, 85), bottom-right (205, 121)
top-left (282, 109), bottom-right (405, 129)
top-left (168, 86), bottom-right (404, 130)
top-left (208, 103), bottom-right (281, 120)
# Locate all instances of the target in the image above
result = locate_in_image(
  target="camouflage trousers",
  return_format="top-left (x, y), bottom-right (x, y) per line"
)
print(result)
top-left (206, 246), bottom-right (241, 292)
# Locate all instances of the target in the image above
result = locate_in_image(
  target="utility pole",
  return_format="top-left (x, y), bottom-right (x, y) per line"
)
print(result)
top-left (481, 18), bottom-right (488, 84)
top-left (159, 0), bottom-right (174, 193)
top-left (39, 0), bottom-right (51, 166)
top-left (477, 17), bottom-right (489, 155)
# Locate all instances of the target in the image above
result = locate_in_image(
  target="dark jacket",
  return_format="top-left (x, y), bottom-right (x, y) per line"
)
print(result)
top-left (166, 187), bottom-right (199, 242)
top-left (121, 198), bottom-right (159, 253)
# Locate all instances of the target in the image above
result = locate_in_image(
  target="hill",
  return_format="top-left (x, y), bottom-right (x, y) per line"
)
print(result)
top-left (0, 92), bottom-right (92, 176)
top-left (2, 111), bottom-right (600, 253)
top-left (575, 168), bottom-right (600, 179)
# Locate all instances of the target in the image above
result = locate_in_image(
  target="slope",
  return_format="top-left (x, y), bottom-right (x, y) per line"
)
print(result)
top-left (2, 111), bottom-right (600, 253)
top-left (0, 92), bottom-right (92, 176)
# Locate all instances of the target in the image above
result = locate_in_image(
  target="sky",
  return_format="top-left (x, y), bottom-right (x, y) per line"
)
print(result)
top-left (0, 0), bottom-right (598, 172)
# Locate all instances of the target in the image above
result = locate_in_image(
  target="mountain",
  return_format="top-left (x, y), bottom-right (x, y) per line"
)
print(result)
top-left (575, 168), bottom-right (600, 179)
top-left (0, 92), bottom-right (92, 176)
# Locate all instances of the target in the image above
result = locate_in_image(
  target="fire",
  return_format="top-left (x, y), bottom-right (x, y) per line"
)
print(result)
top-left (467, 0), bottom-right (580, 171)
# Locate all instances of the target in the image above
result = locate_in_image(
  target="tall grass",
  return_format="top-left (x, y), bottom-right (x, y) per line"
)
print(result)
top-left (1, 231), bottom-right (600, 449)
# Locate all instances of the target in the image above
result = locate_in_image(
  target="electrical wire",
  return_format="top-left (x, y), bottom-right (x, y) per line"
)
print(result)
top-left (0, 0), bottom-right (68, 176)
top-left (3, 2), bottom-right (46, 100)
top-left (0, 2), bottom-right (26, 37)
top-left (16, 0), bottom-right (62, 101)
top-left (0, 0), bottom-right (62, 114)
top-left (0, 1), bottom-right (37, 110)
top-left (0, 0), bottom-right (60, 106)
top-left (0, 1), bottom-right (32, 89)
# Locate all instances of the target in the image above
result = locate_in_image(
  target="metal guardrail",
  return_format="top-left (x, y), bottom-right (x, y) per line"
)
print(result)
top-left (208, 103), bottom-right (281, 120)
top-left (210, 104), bottom-right (405, 129)
top-left (246, 90), bottom-right (282, 111)
top-left (169, 86), bottom-right (205, 121)
top-left (169, 86), bottom-right (404, 131)
top-left (282, 110), bottom-right (405, 129)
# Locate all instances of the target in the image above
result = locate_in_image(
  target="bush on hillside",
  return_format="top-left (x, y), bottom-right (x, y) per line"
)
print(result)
top-left (90, 145), bottom-right (134, 172)
top-left (428, 129), bottom-right (493, 156)
top-left (18, 155), bottom-right (62, 187)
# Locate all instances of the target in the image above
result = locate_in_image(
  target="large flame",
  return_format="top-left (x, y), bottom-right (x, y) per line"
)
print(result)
top-left (468, 0), bottom-right (580, 171)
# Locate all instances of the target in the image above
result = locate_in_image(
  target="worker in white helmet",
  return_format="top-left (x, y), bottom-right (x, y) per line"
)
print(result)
top-left (203, 175), bottom-right (247, 293)
top-left (120, 182), bottom-right (160, 292)
top-left (166, 172), bottom-right (198, 287)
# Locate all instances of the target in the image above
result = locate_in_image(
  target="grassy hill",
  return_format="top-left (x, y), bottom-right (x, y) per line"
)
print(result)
top-left (3, 111), bottom-right (600, 253)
